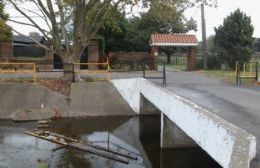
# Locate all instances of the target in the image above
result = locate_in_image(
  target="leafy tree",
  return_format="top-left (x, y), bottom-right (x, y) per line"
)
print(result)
top-left (4, 0), bottom-right (214, 80)
top-left (99, 8), bottom-right (129, 53)
top-left (142, 1), bottom-right (197, 63)
top-left (101, 1), bottom-right (197, 64)
top-left (0, 0), bottom-right (12, 43)
top-left (214, 9), bottom-right (254, 68)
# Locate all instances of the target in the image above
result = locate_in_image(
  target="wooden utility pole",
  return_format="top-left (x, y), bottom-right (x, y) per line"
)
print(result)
top-left (201, 3), bottom-right (207, 70)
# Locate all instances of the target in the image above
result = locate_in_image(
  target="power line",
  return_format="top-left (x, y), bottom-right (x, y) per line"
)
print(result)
top-left (9, 16), bottom-right (43, 18)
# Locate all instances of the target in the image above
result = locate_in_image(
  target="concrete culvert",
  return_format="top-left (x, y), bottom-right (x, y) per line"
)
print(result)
top-left (11, 106), bottom-right (59, 121)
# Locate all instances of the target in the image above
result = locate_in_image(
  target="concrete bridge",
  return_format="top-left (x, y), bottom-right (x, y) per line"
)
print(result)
top-left (112, 78), bottom-right (256, 168)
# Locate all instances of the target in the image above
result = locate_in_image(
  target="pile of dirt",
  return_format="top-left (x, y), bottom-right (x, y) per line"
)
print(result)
top-left (10, 106), bottom-right (62, 121)
top-left (37, 78), bottom-right (71, 96)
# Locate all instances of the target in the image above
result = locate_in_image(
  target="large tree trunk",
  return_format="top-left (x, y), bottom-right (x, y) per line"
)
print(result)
top-left (62, 47), bottom-right (85, 82)
top-left (62, 52), bottom-right (76, 82)
top-left (63, 63), bottom-right (75, 82)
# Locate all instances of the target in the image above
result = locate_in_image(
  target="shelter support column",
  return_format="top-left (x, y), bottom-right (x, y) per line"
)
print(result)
top-left (187, 47), bottom-right (196, 71)
top-left (151, 45), bottom-right (159, 70)
top-left (0, 43), bottom-right (13, 61)
top-left (160, 113), bottom-right (197, 148)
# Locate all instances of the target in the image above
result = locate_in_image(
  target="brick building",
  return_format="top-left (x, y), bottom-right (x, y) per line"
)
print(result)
top-left (0, 34), bottom-right (101, 70)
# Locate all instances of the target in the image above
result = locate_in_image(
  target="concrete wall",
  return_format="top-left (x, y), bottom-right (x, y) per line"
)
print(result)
top-left (0, 82), bottom-right (135, 120)
top-left (161, 113), bottom-right (198, 148)
top-left (139, 94), bottom-right (161, 115)
top-left (112, 78), bottom-right (256, 168)
top-left (69, 82), bottom-right (134, 117)
top-left (109, 52), bottom-right (151, 61)
top-left (0, 83), bottom-right (67, 119)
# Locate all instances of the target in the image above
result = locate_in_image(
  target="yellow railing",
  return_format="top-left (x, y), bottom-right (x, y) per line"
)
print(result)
top-left (0, 63), bottom-right (36, 83)
top-left (0, 61), bottom-right (112, 83)
top-left (235, 61), bottom-right (259, 85)
top-left (235, 62), bottom-right (257, 78)
top-left (73, 60), bottom-right (111, 81)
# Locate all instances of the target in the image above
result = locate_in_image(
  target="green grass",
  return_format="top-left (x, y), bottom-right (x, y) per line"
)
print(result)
top-left (0, 78), bottom-right (34, 83)
top-left (201, 70), bottom-right (236, 83)
top-left (201, 70), bottom-right (256, 85)
top-left (166, 64), bottom-right (187, 71)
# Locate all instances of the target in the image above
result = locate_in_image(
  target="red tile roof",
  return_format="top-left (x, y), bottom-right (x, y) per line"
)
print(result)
top-left (150, 34), bottom-right (198, 46)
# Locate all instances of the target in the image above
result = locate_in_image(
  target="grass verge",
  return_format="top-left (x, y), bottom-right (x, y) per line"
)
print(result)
top-left (200, 70), bottom-right (257, 85)
top-left (166, 64), bottom-right (186, 71)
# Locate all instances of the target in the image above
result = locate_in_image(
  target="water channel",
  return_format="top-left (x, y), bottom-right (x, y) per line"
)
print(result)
top-left (0, 116), bottom-right (221, 168)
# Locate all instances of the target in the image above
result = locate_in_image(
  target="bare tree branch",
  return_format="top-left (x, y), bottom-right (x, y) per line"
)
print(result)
top-left (7, 18), bottom-right (49, 33)
top-left (7, 0), bottom-right (50, 39)
top-left (20, 3), bottom-right (52, 31)
top-left (56, 0), bottom-right (68, 50)
top-left (35, 0), bottom-right (51, 19)
top-left (45, 0), bottom-right (62, 54)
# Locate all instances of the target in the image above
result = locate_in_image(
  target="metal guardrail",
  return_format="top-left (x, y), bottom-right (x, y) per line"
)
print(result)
top-left (36, 60), bottom-right (111, 82)
top-left (0, 60), bottom-right (166, 84)
top-left (110, 60), bottom-right (166, 85)
top-left (235, 61), bottom-right (258, 85)
top-left (0, 62), bottom-right (37, 83)
top-left (73, 60), bottom-right (111, 81)
top-left (143, 63), bottom-right (167, 85)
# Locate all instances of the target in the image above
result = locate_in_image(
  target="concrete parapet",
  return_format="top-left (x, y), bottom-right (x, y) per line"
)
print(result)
top-left (112, 78), bottom-right (256, 168)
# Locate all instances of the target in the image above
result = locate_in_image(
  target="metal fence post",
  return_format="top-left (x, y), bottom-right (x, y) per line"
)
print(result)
top-left (256, 62), bottom-right (258, 81)
top-left (72, 63), bottom-right (75, 82)
top-left (33, 63), bottom-right (37, 83)
top-left (163, 63), bottom-right (166, 85)
top-left (236, 62), bottom-right (239, 85)
top-left (236, 62), bottom-right (241, 85)
top-left (107, 59), bottom-right (111, 81)
top-left (238, 63), bottom-right (242, 85)
top-left (143, 62), bottom-right (145, 78)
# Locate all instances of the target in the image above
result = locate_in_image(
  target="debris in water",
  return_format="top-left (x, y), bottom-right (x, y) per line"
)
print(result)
top-left (25, 129), bottom-right (140, 165)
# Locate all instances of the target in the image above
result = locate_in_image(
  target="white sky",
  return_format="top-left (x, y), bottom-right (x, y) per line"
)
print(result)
top-left (5, 0), bottom-right (260, 41)
top-left (186, 0), bottom-right (260, 40)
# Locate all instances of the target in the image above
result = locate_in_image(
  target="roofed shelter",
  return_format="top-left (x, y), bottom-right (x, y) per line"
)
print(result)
top-left (150, 34), bottom-right (198, 71)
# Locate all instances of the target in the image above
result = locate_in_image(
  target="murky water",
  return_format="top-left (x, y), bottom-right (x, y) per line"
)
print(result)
top-left (0, 116), bottom-right (221, 168)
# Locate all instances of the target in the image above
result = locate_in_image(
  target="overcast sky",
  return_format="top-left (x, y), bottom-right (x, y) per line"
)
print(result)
top-left (186, 0), bottom-right (260, 40)
top-left (6, 0), bottom-right (260, 41)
